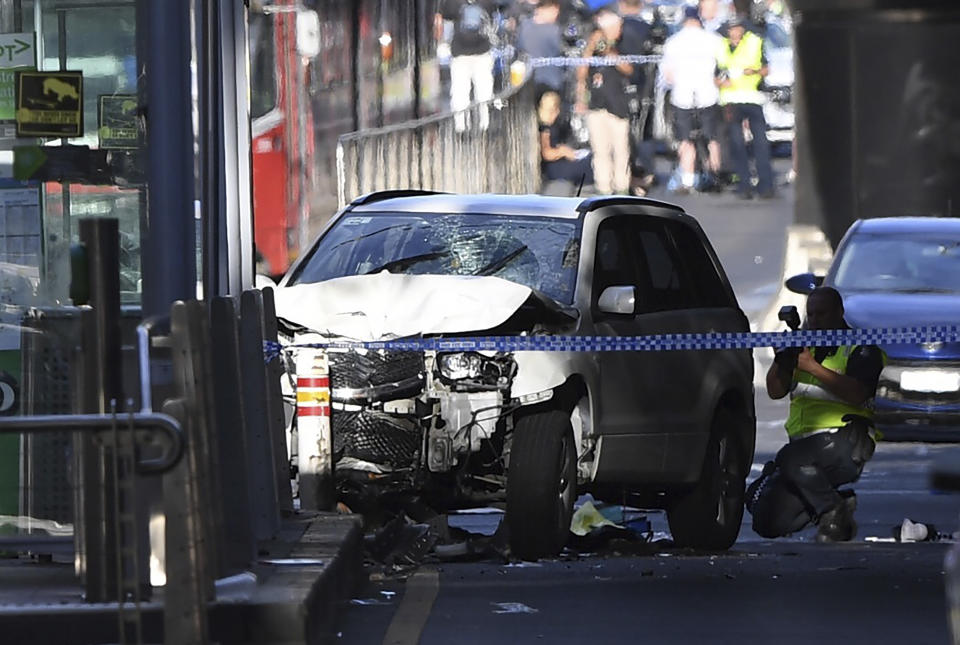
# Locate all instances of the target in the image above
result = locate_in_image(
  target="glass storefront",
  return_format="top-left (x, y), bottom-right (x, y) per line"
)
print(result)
top-left (0, 0), bottom-right (143, 525)
top-left (0, 0), bottom-right (142, 310)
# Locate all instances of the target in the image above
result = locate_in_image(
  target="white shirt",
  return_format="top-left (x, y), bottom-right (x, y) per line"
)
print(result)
top-left (660, 24), bottom-right (722, 109)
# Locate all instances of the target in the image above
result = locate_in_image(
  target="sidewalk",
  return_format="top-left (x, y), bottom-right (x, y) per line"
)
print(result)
top-left (0, 511), bottom-right (363, 644)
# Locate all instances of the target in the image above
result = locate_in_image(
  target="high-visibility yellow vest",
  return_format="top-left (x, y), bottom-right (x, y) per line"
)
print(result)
top-left (784, 345), bottom-right (886, 440)
top-left (717, 31), bottom-right (765, 105)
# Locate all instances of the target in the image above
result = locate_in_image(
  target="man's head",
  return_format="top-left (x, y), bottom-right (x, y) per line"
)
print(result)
top-left (535, 0), bottom-right (560, 22)
top-left (726, 16), bottom-right (746, 43)
top-left (698, 0), bottom-right (718, 21)
top-left (805, 286), bottom-right (846, 331)
top-left (595, 8), bottom-right (624, 41)
top-left (682, 5), bottom-right (702, 27)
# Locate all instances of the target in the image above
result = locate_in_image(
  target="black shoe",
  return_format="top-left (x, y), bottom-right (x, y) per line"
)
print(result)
top-left (758, 190), bottom-right (776, 199)
top-left (816, 496), bottom-right (858, 543)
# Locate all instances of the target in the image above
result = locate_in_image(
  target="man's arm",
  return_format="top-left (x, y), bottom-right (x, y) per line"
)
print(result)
top-left (796, 349), bottom-right (872, 406)
top-left (607, 43), bottom-right (634, 77)
top-left (745, 38), bottom-right (770, 78)
top-left (435, 0), bottom-right (455, 41)
top-left (766, 351), bottom-right (794, 400)
top-left (575, 30), bottom-right (601, 112)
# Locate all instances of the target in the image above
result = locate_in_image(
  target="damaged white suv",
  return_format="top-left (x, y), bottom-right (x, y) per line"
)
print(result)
top-left (274, 191), bottom-right (755, 559)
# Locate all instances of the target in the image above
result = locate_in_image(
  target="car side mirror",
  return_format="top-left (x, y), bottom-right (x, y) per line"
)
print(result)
top-left (597, 286), bottom-right (635, 315)
top-left (785, 272), bottom-right (823, 295)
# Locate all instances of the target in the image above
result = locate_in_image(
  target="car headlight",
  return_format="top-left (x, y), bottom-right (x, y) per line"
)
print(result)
top-left (439, 352), bottom-right (484, 380)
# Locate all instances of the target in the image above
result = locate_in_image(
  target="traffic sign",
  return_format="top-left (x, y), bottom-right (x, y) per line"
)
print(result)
top-left (0, 33), bottom-right (35, 69)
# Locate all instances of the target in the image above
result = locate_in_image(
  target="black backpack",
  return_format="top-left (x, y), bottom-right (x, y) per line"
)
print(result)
top-left (458, 1), bottom-right (491, 37)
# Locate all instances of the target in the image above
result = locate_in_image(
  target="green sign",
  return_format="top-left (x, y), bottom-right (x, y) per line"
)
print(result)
top-left (98, 94), bottom-right (140, 149)
top-left (0, 68), bottom-right (29, 122)
top-left (15, 70), bottom-right (83, 138)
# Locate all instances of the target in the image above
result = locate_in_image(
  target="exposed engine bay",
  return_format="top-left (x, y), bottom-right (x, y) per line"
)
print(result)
top-left (276, 277), bottom-right (581, 511)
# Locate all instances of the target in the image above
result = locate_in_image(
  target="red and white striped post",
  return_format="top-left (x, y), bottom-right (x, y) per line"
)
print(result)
top-left (294, 348), bottom-right (334, 510)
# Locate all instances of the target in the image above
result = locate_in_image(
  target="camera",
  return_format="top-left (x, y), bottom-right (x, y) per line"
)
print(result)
top-left (778, 305), bottom-right (800, 331)
top-left (774, 305), bottom-right (801, 368)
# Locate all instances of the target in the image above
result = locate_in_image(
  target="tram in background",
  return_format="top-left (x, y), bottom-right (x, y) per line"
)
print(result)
top-left (249, 0), bottom-right (441, 279)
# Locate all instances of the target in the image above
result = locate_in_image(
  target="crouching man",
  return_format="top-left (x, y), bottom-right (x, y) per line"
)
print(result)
top-left (747, 287), bottom-right (886, 542)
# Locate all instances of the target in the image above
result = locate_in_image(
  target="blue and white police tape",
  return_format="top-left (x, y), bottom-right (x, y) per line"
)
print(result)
top-left (263, 325), bottom-right (960, 363)
top-left (527, 55), bottom-right (662, 68)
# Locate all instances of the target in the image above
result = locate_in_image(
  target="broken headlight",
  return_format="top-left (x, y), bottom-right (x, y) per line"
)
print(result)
top-left (437, 352), bottom-right (516, 389)
top-left (439, 352), bottom-right (485, 380)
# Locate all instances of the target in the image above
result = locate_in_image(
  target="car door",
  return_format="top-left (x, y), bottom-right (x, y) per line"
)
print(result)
top-left (655, 219), bottom-right (753, 479)
top-left (591, 215), bottom-right (700, 483)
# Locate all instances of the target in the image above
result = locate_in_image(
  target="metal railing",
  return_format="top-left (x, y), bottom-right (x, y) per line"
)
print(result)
top-left (336, 80), bottom-right (541, 207)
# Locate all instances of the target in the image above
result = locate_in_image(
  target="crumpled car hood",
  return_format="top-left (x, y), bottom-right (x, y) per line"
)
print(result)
top-left (274, 273), bottom-right (568, 340)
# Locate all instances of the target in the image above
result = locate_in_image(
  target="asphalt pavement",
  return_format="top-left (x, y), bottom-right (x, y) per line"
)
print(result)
top-left (333, 162), bottom-right (960, 644)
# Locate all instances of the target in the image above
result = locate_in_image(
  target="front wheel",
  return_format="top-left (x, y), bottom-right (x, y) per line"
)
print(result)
top-left (667, 408), bottom-right (746, 550)
top-left (506, 409), bottom-right (577, 560)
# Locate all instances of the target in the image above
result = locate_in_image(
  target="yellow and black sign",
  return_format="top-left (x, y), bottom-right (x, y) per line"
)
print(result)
top-left (98, 94), bottom-right (140, 149)
top-left (15, 70), bottom-right (83, 138)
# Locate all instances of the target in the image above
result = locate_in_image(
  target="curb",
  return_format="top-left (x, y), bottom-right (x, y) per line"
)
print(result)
top-left (235, 512), bottom-right (365, 645)
top-left (0, 513), bottom-right (366, 645)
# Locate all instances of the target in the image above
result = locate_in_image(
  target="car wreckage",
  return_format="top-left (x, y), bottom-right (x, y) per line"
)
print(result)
top-left (274, 192), bottom-right (756, 559)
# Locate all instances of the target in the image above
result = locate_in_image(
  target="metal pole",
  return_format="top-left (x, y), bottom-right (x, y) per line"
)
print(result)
top-left (144, 0), bottom-right (196, 317)
top-left (77, 218), bottom-right (124, 603)
top-left (58, 11), bottom-right (71, 247)
top-left (0, 0), bottom-right (21, 31)
top-left (80, 218), bottom-right (123, 412)
top-left (200, 0), bottom-right (222, 299)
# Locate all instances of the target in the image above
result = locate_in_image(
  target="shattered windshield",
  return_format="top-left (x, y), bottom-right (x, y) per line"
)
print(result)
top-left (289, 212), bottom-right (582, 304)
top-left (832, 233), bottom-right (960, 293)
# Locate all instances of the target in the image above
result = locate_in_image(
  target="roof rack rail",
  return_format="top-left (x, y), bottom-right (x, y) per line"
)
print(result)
top-left (576, 195), bottom-right (685, 214)
top-left (349, 189), bottom-right (447, 206)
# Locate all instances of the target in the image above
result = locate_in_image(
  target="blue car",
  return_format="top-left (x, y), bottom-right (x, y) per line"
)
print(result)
top-left (786, 216), bottom-right (960, 441)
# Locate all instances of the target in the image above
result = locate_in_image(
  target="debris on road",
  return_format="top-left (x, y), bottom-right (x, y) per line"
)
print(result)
top-left (570, 501), bottom-right (624, 537)
top-left (350, 598), bottom-right (393, 606)
top-left (491, 602), bottom-right (539, 614)
top-left (894, 518), bottom-right (940, 543)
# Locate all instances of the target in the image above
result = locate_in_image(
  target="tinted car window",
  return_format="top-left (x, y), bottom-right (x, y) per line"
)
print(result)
top-left (632, 222), bottom-right (695, 313)
top-left (832, 233), bottom-right (960, 293)
top-left (667, 221), bottom-right (732, 308)
top-left (593, 219), bottom-right (643, 305)
top-left (288, 212), bottom-right (582, 304)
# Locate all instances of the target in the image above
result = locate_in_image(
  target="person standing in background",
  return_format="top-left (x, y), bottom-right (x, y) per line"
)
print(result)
top-left (618, 0), bottom-right (657, 195)
top-left (575, 9), bottom-right (634, 195)
top-left (516, 0), bottom-right (566, 103)
top-left (436, 0), bottom-right (498, 132)
top-left (660, 6), bottom-right (723, 194)
top-left (717, 16), bottom-right (775, 198)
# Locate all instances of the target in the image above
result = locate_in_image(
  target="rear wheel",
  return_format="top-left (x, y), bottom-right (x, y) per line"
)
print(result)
top-left (506, 409), bottom-right (577, 560)
top-left (667, 408), bottom-right (746, 550)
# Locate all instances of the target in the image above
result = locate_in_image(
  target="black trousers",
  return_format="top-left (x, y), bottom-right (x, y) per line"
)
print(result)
top-left (748, 426), bottom-right (872, 538)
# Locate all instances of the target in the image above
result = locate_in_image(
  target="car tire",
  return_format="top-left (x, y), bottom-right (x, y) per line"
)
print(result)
top-left (506, 408), bottom-right (577, 561)
top-left (667, 408), bottom-right (746, 550)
